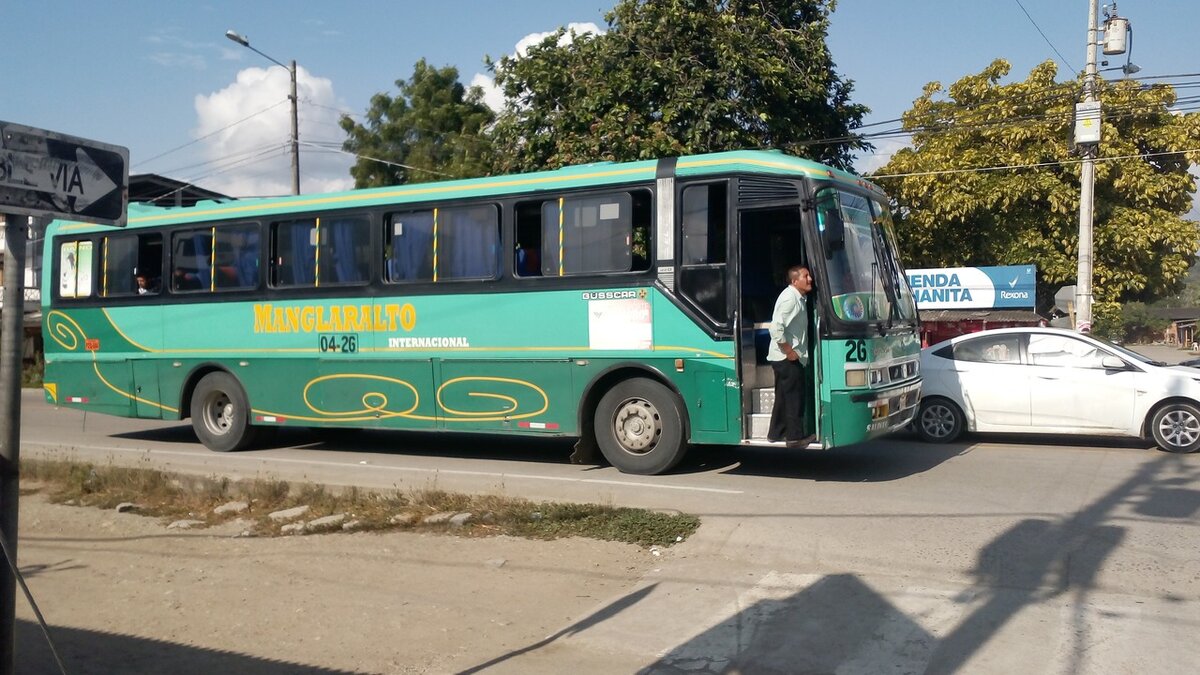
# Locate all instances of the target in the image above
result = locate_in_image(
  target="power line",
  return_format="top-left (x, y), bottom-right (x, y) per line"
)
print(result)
top-left (1012, 0), bottom-right (1077, 73)
top-left (871, 147), bottom-right (1200, 180)
top-left (133, 100), bottom-right (288, 170)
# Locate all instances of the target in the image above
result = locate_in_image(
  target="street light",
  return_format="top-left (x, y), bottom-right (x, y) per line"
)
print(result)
top-left (225, 29), bottom-right (300, 195)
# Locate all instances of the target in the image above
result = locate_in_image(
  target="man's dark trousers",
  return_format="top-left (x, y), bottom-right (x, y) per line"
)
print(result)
top-left (769, 359), bottom-right (804, 442)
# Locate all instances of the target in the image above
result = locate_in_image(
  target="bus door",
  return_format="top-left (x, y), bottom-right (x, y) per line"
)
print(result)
top-left (736, 206), bottom-right (815, 441)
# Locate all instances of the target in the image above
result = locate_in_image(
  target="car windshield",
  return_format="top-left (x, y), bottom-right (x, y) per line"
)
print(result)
top-left (1092, 337), bottom-right (1163, 366)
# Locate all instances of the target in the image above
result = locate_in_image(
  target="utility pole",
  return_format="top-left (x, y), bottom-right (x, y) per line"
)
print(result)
top-left (0, 214), bottom-right (27, 674)
top-left (1074, 0), bottom-right (1101, 333)
top-left (225, 31), bottom-right (301, 195)
top-left (288, 59), bottom-right (300, 196)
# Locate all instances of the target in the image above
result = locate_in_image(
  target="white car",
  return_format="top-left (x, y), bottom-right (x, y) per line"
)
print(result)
top-left (916, 327), bottom-right (1200, 453)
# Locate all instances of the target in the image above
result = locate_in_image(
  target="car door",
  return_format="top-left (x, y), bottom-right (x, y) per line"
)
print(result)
top-left (947, 333), bottom-right (1030, 428)
top-left (1026, 333), bottom-right (1137, 431)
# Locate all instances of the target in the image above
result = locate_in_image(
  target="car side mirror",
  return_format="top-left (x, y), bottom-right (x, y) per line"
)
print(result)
top-left (1101, 355), bottom-right (1126, 370)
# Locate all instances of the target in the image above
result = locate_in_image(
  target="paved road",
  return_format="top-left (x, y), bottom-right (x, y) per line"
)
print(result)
top-left (15, 390), bottom-right (1200, 673)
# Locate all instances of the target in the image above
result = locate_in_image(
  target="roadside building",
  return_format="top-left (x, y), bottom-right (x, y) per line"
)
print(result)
top-left (1151, 306), bottom-right (1200, 348)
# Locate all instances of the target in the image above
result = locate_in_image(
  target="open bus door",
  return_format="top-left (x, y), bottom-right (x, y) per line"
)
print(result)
top-left (737, 206), bottom-right (818, 444)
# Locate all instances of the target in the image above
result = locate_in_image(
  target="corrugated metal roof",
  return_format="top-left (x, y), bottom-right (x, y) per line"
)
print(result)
top-left (919, 309), bottom-right (1045, 322)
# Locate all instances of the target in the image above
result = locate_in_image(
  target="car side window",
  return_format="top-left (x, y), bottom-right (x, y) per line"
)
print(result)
top-left (951, 335), bottom-right (1021, 364)
top-left (1027, 334), bottom-right (1108, 369)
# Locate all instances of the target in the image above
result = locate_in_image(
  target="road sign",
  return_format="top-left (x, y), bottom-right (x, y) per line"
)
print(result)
top-left (0, 121), bottom-right (128, 226)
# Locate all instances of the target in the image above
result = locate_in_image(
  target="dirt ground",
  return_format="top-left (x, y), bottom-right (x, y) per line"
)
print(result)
top-left (13, 489), bottom-right (657, 674)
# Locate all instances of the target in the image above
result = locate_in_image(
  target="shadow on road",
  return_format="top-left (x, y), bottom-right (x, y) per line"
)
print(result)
top-left (683, 436), bottom-right (970, 482)
top-left (17, 619), bottom-right (357, 675)
top-left (453, 454), bottom-right (1200, 673)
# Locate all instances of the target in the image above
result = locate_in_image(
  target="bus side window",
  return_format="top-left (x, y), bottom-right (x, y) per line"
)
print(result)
top-left (271, 218), bottom-right (317, 287)
top-left (317, 215), bottom-right (371, 285)
top-left (439, 204), bottom-right (499, 280)
top-left (102, 232), bottom-right (163, 297)
top-left (514, 202), bottom-right (543, 277)
top-left (210, 223), bottom-right (260, 291)
top-left (384, 211), bottom-right (435, 282)
top-left (538, 191), bottom-right (635, 276)
top-left (170, 229), bottom-right (212, 293)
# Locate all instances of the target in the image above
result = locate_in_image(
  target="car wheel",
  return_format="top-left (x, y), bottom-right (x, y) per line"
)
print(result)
top-left (190, 371), bottom-right (259, 452)
top-left (1149, 402), bottom-right (1200, 453)
top-left (916, 397), bottom-right (964, 443)
top-left (594, 378), bottom-right (687, 475)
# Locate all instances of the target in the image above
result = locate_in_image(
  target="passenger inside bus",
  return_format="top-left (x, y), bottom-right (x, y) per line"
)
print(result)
top-left (135, 273), bottom-right (160, 295)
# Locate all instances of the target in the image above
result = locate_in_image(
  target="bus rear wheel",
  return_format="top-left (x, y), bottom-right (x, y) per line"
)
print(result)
top-left (594, 378), bottom-right (687, 475)
top-left (191, 371), bottom-right (258, 452)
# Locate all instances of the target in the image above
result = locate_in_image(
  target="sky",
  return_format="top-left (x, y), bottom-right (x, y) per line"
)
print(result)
top-left (3, 0), bottom-right (1197, 205)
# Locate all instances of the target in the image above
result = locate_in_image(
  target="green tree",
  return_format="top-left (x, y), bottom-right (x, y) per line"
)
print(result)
top-left (873, 59), bottom-right (1200, 324)
top-left (1115, 301), bottom-right (1168, 344)
top-left (488, 0), bottom-right (867, 174)
top-left (340, 59), bottom-right (494, 187)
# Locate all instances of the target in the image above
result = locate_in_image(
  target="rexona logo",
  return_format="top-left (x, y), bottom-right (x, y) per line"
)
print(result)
top-left (906, 265), bottom-right (1037, 310)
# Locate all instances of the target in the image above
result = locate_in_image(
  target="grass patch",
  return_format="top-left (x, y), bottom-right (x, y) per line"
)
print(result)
top-left (20, 458), bottom-right (699, 547)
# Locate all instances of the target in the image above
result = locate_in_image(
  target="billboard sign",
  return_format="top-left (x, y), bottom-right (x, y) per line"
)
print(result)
top-left (0, 121), bottom-right (128, 226)
top-left (906, 265), bottom-right (1037, 310)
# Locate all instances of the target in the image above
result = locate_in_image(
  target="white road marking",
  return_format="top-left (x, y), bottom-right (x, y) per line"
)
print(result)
top-left (24, 442), bottom-right (744, 495)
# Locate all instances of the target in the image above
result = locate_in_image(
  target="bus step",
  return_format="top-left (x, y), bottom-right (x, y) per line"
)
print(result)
top-left (751, 388), bottom-right (774, 414)
top-left (747, 413), bottom-right (772, 439)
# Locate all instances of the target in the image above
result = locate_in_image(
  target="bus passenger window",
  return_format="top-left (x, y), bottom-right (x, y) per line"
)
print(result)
top-left (213, 223), bottom-right (259, 291)
top-left (170, 229), bottom-right (212, 293)
top-left (539, 192), bottom-right (634, 276)
top-left (514, 202), bottom-right (543, 277)
top-left (272, 218), bottom-right (317, 287)
top-left (439, 205), bottom-right (498, 280)
top-left (102, 232), bottom-right (163, 297)
top-left (385, 211), bottom-right (434, 282)
top-left (318, 215), bottom-right (371, 285)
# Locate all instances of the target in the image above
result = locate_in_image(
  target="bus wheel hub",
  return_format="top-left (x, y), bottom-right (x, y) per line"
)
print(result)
top-left (614, 399), bottom-right (660, 453)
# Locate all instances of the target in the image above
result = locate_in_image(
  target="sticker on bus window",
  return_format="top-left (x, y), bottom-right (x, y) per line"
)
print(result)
top-left (599, 202), bottom-right (621, 220)
top-left (59, 243), bottom-right (78, 297)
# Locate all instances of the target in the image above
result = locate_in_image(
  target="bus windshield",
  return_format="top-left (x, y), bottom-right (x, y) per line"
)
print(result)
top-left (815, 187), bottom-right (917, 325)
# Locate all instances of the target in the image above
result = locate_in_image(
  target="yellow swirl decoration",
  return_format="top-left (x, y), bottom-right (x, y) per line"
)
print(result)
top-left (302, 374), bottom-right (420, 418)
top-left (46, 311), bottom-right (85, 351)
top-left (436, 376), bottom-right (548, 421)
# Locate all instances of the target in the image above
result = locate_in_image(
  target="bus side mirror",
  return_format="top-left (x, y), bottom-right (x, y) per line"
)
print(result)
top-left (822, 210), bottom-right (845, 254)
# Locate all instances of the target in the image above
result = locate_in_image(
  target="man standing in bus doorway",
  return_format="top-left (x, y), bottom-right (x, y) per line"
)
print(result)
top-left (767, 265), bottom-right (815, 447)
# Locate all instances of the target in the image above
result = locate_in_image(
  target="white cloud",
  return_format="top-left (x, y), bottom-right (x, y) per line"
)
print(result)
top-left (193, 65), bottom-right (354, 197)
top-left (472, 22), bottom-right (603, 112)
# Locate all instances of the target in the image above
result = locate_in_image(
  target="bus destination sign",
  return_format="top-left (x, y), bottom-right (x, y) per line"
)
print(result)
top-left (0, 120), bottom-right (129, 226)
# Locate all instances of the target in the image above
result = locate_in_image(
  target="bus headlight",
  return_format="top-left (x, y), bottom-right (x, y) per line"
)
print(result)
top-left (845, 369), bottom-right (867, 387)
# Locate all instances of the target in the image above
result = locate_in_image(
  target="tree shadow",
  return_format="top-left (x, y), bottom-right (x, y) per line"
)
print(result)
top-left (16, 619), bottom-right (359, 675)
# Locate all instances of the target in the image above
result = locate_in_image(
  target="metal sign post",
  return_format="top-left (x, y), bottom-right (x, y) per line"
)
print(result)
top-left (0, 121), bottom-right (127, 674)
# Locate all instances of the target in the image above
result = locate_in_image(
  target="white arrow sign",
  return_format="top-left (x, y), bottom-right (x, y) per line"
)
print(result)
top-left (0, 121), bottom-right (128, 226)
top-left (0, 147), bottom-right (118, 211)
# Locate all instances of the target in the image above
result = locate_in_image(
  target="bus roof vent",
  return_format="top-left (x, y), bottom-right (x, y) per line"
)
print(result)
top-left (737, 176), bottom-right (800, 205)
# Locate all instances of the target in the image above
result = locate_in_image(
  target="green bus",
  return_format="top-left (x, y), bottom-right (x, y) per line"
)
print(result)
top-left (42, 149), bottom-right (920, 475)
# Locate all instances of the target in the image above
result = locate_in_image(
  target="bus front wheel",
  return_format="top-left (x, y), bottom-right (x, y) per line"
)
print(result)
top-left (594, 378), bottom-right (687, 475)
top-left (191, 372), bottom-right (258, 452)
